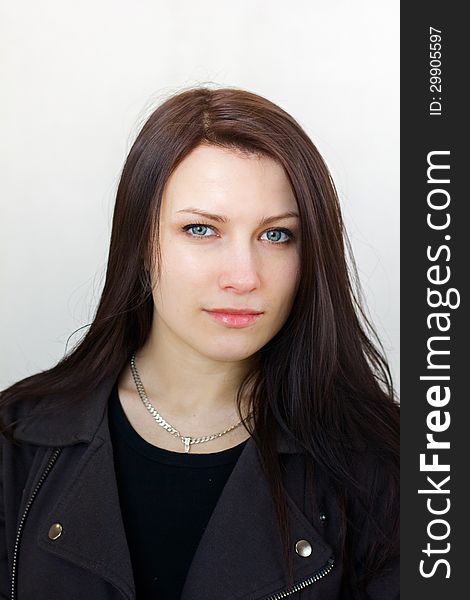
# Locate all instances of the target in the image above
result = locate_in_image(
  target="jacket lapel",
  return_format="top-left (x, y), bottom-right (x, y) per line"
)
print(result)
top-left (33, 433), bottom-right (136, 599)
top-left (180, 438), bottom-right (333, 600)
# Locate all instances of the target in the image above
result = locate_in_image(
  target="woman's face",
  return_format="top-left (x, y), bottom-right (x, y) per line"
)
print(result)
top-left (150, 143), bottom-right (301, 363)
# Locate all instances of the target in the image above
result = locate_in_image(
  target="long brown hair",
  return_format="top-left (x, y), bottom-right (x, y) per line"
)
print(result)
top-left (1, 85), bottom-right (399, 595)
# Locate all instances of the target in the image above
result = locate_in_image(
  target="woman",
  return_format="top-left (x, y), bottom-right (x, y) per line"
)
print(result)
top-left (0, 86), bottom-right (399, 599)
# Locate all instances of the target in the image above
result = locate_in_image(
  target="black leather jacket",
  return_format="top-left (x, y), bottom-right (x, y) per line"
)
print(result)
top-left (1, 373), bottom-right (399, 599)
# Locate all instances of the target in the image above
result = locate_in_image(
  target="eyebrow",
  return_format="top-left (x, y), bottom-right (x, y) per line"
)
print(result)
top-left (176, 208), bottom-right (300, 226)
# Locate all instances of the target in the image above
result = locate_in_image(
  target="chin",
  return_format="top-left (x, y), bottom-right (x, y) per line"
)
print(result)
top-left (202, 344), bottom-right (260, 363)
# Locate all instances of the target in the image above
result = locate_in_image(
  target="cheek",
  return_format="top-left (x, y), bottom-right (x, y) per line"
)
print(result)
top-left (164, 238), bottom-right (205, 273)
top-left (157, 243), bottom-right (213, 302)
top-left (269, 258), bottom-right (301, 316)
top-left (268, 253), bottom-right (300, 290)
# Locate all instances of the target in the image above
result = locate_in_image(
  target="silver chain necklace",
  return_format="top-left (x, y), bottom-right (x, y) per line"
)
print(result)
top-left (129, 352), bottom-right (253, 453)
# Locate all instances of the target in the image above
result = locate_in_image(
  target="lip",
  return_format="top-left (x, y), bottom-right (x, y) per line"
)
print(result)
top-left (204, 309), bottom-right (264, 328)
top-left (206, 308), bottom-right (263, 315)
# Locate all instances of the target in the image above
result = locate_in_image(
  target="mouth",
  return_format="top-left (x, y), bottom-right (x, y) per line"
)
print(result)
top-left (203, 309), bottom-right (264, 329)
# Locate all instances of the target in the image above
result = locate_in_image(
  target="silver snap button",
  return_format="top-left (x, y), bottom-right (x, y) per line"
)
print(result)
top-left (295, 539), bottom-right (312, 557)
top-left (48, 523), bottom-right (63, 540)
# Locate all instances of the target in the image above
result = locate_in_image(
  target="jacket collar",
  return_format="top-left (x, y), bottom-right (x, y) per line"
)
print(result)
top-left (12, 366), bottom-right (302, 455)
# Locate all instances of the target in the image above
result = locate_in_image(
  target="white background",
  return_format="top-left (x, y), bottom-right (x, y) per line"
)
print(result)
top-left (0, 0), bottom-right (399, 395)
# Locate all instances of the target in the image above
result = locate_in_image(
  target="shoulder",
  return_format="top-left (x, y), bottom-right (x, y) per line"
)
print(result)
top-left (1, 374), bottom-right (115, 447)
top-left (0, 389), bottom-right (52, 446)
top-left (300, 447), bottom-right (399, 597)
top-left (351, 449), bottom-right (399, 597)
top-left (342, 445), bottom-right (399, 539)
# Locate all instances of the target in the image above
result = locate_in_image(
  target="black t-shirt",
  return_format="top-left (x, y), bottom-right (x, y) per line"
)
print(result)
top-left (108, 383), bottom-right (248, 599)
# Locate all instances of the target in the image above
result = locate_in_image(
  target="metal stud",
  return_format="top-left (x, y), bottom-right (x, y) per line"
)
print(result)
top-left (295, 539), bottom-right (312, 557)
top-left (48, 523), bottom-right (63, 540)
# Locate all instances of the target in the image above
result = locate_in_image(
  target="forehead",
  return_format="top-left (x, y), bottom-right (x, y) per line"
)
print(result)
top-left (161, 144), bottom-right (296, 215)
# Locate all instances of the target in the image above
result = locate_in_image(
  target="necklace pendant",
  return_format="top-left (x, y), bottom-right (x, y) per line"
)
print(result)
top-left (183, 437), bottom-right (191, 453)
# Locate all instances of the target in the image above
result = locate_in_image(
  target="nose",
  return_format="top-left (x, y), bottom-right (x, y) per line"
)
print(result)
top-left (218, 242), bottom-right (261, 293)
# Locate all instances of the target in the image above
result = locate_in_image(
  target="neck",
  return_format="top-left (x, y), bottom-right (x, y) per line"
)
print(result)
top-left (124, 328), bottom-right (257, 422)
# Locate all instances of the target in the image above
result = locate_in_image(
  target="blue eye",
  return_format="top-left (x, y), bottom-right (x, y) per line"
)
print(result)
top-left (260, 229), bottom-right (292, 243)
top-left (183, 224), bottom-right (216, 237)
top-left (182, 223), bottom-right (294, 244)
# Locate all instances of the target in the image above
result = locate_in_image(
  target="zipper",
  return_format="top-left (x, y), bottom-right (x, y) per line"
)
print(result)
top-left (10, 447), bottom-right (62, 600)
top-left (261, 556), bottom-right (335, 600)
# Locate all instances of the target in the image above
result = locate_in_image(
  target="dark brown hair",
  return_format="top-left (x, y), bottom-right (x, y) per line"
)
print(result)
top-left (1, 85), bottom-right (399, 595)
